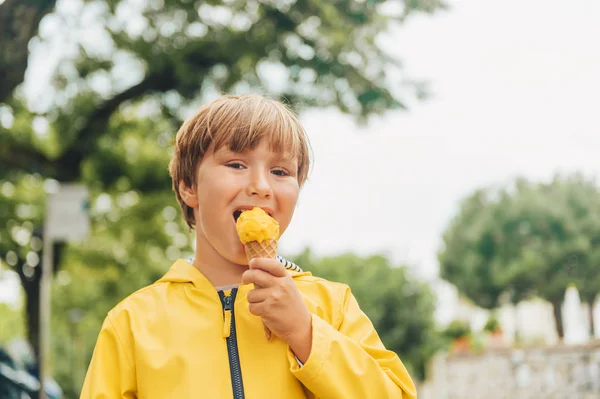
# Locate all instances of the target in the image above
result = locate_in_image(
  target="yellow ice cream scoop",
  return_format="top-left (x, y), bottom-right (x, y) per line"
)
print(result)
top-left (235, 207), bottom-right (279, 245)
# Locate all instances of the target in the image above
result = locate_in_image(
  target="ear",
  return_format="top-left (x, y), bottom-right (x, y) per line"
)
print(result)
top-left (179, 181), bottom-right (199, 208)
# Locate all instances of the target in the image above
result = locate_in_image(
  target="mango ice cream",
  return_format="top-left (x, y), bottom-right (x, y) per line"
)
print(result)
top-left (235, 207), bottom-right (279, 245)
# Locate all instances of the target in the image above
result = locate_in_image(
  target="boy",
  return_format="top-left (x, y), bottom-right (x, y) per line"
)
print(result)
top-left (80, 94), bottom-right (417, 398)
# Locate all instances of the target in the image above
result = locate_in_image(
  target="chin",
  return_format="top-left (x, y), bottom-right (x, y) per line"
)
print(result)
top-left (234, 257), bottom-right (249, 267)
top-left (227, 246), bottom-right (249, 266)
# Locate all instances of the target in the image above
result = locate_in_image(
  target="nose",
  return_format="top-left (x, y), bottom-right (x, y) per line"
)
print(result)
top-left (246, 169), bottom-right (272, 198)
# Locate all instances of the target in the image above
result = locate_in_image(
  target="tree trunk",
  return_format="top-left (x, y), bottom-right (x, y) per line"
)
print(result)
top-left (552, 300), bottom-right (565, 340)
top-left (16, 259), bottom-right (42, 399)
top-left (16, 260), bottom-right (42, 357)
top-left (513, 303), bottom-right (520, 344)
top-left (14, 239), bottom-right (63, 399)
top-left (589, 300), bottom-right (596, 338)
top-left (0, 0), bottom-right (58, 102)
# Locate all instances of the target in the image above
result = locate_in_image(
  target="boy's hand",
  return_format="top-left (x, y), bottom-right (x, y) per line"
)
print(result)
top-left (241, 258), bottom-right (313, 363)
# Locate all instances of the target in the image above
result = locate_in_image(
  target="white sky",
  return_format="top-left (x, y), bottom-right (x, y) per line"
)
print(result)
top-left (2, 0), bottom-right (600, 320)
top-left (280, 0), bottom-right (600, 284)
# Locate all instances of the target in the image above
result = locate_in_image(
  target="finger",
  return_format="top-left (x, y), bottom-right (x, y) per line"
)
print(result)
top-left (241, 269), bottom-right (276, 288)
top-left (248, 258), bottom-right (288, 278)
top-left (246, 287), bottom-right (271, 304)
top-left (248, 301), bottom-right (267, 317)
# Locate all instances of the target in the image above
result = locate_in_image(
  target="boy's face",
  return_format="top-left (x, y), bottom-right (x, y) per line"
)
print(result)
top-left (180, 139), bottom-right (300, 265)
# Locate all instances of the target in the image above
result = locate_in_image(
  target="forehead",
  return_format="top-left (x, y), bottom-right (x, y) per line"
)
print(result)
top-left (211, 117), bottom-right (303, 161)
top-left (214, 138), bottom-right (298, 162)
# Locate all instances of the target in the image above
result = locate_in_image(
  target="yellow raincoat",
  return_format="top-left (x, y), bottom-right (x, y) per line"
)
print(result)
top-left (80, 259), bottom-right (416, 398)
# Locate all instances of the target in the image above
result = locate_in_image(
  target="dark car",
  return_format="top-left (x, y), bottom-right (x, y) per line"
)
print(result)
top-left (0, 340), bottom-right (62, 399)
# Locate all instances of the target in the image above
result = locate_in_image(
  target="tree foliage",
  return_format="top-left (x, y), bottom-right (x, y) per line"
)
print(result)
top-left (2, 0), bottom-right (447, 179)
top-left (0, 302), bottom-right (25, 344)
top-left (0, 0), bottom-right (58, 101)
top-left (0, 1), bottom-right (447, 396)
top-left (291, 249), bottom-right (440, 381)
top-left (1, 0), bottom-right (446, 362)
top-left (438, 173), bottom-right (600, 338)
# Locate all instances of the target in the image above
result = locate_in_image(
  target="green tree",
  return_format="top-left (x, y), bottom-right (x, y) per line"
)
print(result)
top-left (0, 302), bottom-right (25, 344)
top-left (0, 0), bottom-right (446, 365)
top-left (438, 173), bottom-right (600, 339)
top-left (48, 189), bottom-right (186, 397)
top-left (554, 175), bottom-right (600, 337)
top-left (1, 2), bottom-right (447, 396)
top-left (0, 0), bottom-right (58, 101)
top-left (291, 249), bottom-right (440, 381)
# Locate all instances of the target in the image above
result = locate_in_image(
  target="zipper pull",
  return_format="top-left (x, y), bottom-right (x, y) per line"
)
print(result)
top-left (221, 294), bottom-right (232, 338)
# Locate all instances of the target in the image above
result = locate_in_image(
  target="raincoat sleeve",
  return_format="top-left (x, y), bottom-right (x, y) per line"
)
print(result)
top-left (288, 286), bottom-right (417, 399)
top-left (80, 313), bottom-right (137, 398)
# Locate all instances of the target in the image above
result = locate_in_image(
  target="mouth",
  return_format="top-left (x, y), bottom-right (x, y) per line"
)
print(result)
top-left (233, 210), bottom-right (243, 223)
top-left (232, 207), bottom-right (273, 223)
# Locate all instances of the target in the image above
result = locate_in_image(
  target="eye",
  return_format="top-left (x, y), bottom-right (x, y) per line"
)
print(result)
top-left (271, 168), bottom-right (289, 177)
top-left (226, 162), bottom-right (245, 169)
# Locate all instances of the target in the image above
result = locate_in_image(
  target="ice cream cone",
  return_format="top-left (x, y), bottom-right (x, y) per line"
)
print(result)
top-left (235, 208), bottom-right (280, 341)
top-left (244, 239), bottom-right (277, 260)
top-left (244, 239), bottom-right (277, 340)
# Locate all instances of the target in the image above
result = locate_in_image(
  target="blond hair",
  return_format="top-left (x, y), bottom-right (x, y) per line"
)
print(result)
top-left (169, 94), bottom-right (312, 229)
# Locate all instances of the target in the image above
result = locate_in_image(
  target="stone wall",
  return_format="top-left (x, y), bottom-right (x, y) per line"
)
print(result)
top-left (419, 340), bottom-right (600, 399)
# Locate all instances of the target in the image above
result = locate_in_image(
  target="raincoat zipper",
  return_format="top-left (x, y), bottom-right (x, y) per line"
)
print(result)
top-left (219, 288), bottom-right (245, 399)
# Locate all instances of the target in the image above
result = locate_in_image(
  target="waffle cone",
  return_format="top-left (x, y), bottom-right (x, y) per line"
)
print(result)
top-left (244, 239), bottom-right (277, 260)
top-left (244, 239), bottom-right (277, 340)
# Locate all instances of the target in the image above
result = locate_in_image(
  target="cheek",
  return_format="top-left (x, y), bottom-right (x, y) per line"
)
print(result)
top-left (196, 175), bottom-right (231, 219)
top-left (277, 182), bottom-right (300, 232)
top-left (198, 172), bottom-right (233, 200)
top-left (279, 180), bottom-right (299, 206)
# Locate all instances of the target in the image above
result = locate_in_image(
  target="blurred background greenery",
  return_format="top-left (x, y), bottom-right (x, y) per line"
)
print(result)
top-left (1, 0), bottom-right (599, 398)
top-left (1, 0), bottom-right (445, 397)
